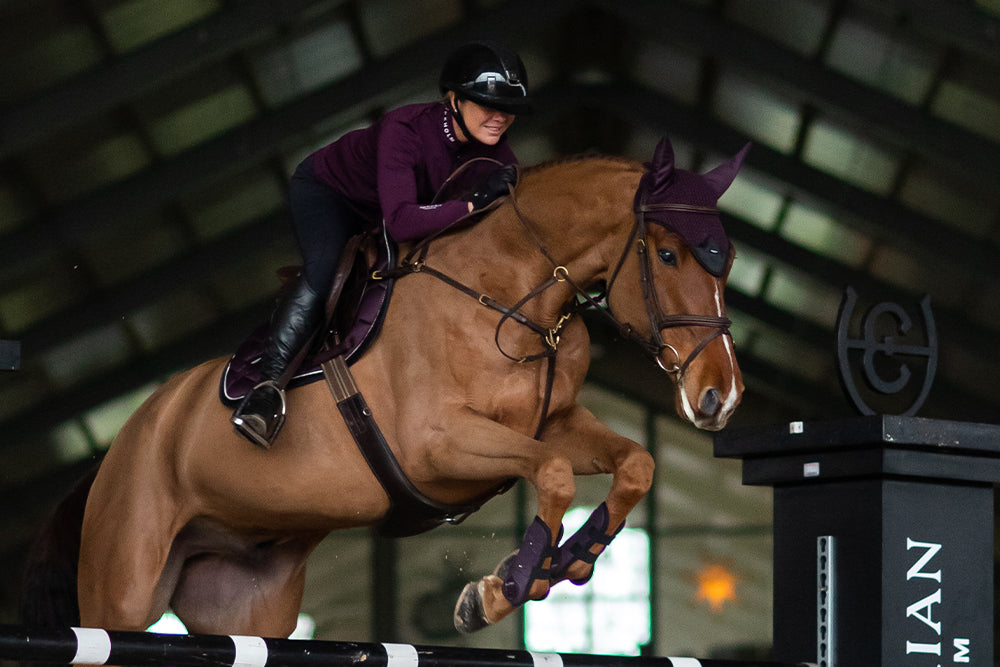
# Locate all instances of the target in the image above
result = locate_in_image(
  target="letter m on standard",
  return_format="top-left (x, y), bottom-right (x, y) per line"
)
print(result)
top-left (953, 638), bottom-right (971, 663)
top-left (906, 538), bottom-right (942, 582)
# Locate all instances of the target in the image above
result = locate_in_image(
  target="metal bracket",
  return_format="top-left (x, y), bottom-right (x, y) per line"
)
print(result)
top-left (321, 355), bottom-right (359, 403)
top-left (817, 535), bottom-right (835, 667)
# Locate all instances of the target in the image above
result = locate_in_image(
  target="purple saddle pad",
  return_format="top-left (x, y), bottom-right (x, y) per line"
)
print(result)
top-left (219, 230), bottom-right (396, 407)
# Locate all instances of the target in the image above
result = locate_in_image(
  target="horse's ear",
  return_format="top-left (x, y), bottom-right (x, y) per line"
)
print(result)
top-left (648, 137), bottom-right (677, 189)
top-left (704, 142), bottom-right (751, 198)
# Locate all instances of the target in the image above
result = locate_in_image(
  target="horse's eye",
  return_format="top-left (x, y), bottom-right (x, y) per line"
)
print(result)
top-left (658, 249), bottom-right (677, 266)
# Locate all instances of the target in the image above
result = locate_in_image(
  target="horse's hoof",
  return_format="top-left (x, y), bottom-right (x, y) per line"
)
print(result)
top-left (453, 580), bottom-right (490, 634)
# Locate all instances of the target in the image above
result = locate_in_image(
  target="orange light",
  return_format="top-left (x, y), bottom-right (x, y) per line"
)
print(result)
top-left (693, 563), bottom-right (739, 613)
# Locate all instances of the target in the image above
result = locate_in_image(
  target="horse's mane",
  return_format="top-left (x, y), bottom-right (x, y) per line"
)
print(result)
top-left (520, 151), bottom-right (642, 177)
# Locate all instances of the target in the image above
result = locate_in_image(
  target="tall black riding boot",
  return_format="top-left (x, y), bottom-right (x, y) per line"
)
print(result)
top-left (232, 276), bottom-right (325, 448)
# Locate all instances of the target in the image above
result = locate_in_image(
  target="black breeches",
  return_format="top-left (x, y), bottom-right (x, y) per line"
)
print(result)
top-left (288, 159), bottom-right (366, 295)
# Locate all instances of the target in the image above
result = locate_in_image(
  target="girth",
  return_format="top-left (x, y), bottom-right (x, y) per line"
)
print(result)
top-left (321, 355), bottom-right (512, 537)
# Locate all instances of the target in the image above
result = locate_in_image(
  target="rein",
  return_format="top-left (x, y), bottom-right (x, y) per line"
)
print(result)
top-left (386, 162), bottom-right (576, 368)
top-left (505, 184), bottom-right (734, 381)
top-left (378, 164), bottom-right (733, 437)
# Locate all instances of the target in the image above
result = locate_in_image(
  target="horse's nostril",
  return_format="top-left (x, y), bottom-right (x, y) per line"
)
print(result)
top-left (700, 388), bottom-right (721, 416)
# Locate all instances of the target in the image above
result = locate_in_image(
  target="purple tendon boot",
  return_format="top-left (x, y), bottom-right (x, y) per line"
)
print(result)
top-left (550, 502), bottom-right (623, 585)
top-left (453, 516), bottom-right (559, 634)
top-left (499, 516), bottom-right (558, 606)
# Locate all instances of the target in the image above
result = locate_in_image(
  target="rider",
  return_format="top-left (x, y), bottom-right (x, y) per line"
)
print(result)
top-left (232, 40), bottom-right (532, 448)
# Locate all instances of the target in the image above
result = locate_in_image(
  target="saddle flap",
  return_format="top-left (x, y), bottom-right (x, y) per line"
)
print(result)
top-left (219, 228), bottom-right (396, 406)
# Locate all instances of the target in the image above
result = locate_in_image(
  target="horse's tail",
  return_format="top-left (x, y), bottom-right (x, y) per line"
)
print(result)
top-left (19, 466), bottom-right (98, 627)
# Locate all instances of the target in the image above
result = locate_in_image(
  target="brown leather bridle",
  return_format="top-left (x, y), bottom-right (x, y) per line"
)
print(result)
top-left (400, 169), bottom-right (734, 379)
top-left (498, 183), bottom-right (734, 382)
top-left (603, 200), bottom-right (734, 378)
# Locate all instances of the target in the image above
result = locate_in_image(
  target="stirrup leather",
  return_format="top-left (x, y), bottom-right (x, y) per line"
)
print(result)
top-left (231, 380), bottom-right (288, 448)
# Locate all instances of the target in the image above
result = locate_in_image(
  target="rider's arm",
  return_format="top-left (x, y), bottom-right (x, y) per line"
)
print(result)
top-left (376, 121), bottom-right (470, 244)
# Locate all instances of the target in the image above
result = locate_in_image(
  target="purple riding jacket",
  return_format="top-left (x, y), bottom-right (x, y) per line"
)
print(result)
top-left (308, 101), bottom-right (517, 243)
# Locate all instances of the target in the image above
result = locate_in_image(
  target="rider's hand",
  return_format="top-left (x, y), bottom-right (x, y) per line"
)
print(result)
top-left (467, 164), bottom-right (517, 213)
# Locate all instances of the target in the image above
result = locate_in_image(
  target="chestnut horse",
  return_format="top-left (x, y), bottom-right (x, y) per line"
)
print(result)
top-left (21, 137), bottom-right (746, 638)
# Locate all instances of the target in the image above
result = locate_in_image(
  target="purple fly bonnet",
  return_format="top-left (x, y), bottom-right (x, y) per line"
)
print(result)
top-left (634, 137), bottom-right (751, 277)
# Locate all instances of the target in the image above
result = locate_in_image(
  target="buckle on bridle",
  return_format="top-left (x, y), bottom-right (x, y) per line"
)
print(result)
top-left (544, 312), bottom-right (574, 350)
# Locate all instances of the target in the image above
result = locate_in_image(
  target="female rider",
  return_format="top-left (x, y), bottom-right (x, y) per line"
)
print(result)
top-left (232, 41), bottom-right (532, 448)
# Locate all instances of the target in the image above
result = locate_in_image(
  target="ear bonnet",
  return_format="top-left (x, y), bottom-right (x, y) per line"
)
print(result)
top-left (634, 138), bottom-right (750, 276)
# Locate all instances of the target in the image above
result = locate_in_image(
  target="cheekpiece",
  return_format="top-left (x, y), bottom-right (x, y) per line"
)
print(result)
top-left (634, 137), bottom-right (751, 277)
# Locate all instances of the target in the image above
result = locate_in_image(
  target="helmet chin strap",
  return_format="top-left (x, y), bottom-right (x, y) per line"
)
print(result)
top-left (451, 98), bottom-right (484, 146)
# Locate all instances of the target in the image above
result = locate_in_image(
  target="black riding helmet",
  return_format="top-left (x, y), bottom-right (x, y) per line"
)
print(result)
top-left (439, 41), bottom-right (532, 115)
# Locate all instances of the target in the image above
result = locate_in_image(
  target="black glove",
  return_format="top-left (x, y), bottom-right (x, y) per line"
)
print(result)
top-left (468, 164), bottom-right (518, 212)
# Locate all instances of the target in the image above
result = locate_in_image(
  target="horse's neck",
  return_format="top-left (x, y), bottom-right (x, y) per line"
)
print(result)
top-left (509, 161), bottom-right (640, 279)
top-left (445, 161), bottom-right (641, 322)
top-left (436, 208), bottom-right (566, 312)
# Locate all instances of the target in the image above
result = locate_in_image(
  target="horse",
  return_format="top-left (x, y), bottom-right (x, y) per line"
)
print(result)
top-left (20, 136), bottom-right (747, 639)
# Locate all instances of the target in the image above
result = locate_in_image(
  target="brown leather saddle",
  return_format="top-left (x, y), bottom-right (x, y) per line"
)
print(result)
top-left (220, 227), bottom-right (508, 536)
top-left (219, 228), bottom-right (395, 406)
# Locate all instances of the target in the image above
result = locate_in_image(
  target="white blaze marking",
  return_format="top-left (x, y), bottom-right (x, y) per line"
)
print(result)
top-left (714, 283), bottom-right (740, 418)
top-left (668, 282), bottom-right (740, 429)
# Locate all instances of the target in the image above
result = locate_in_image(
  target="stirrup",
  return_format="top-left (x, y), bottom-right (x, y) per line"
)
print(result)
top-left (231, 380), bottom-right (287, 448)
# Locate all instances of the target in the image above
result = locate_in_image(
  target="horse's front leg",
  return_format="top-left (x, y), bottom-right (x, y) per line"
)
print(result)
top-left (452, 406), bottom-right (654, 633)
top-left (433, 416), bottom-right (576, 633)
top-left (461, 455), bottom-right (576, 627)
top-left (543, 406), bottom-right (655, 588)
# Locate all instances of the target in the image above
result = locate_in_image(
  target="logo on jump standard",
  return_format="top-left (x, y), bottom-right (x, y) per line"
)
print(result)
top-left (835, 286), bottom-right (937, 417)
top-left (905, 538), bottom-right (971, 665)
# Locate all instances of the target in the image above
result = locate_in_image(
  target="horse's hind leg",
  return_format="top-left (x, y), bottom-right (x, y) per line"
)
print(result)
top-left (77, 482), bottom-right (182, 631)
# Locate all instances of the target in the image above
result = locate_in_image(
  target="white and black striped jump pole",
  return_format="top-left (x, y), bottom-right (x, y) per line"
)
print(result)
top-left (0, 625), bottom-right (815, 667)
